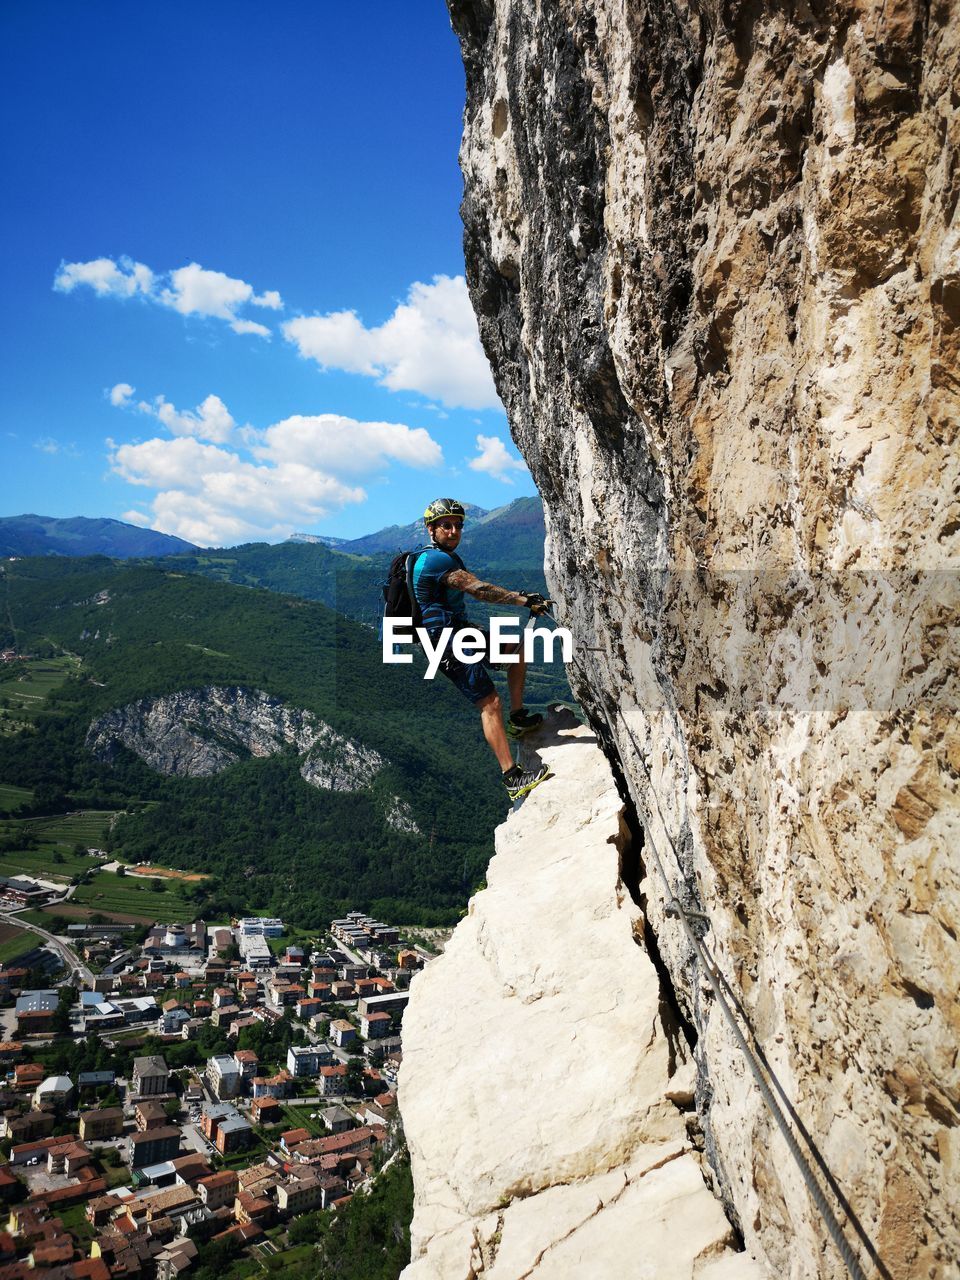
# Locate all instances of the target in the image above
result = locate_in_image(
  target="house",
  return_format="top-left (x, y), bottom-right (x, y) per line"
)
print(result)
top-left (32, 1076), bottom-right (73, 1109)
top-left (331, 981), bottom-right (355, 1001)
top-left (131, 1056), bottom-right (170, 1098)
top-left (357, 992), bottom-right (409, 1019)
top-left (397, 949), bottom-right (422, 970)
top-left (318, 1064), bottom-right (348, 1097)
top-left (250, 1070), bottom-right (292, 1100)
top-left (286, 1045), bottom-right (334, 1077)
top-left (46, 1139), bottom-right (91, 1176)
top-left (86, 1193), bottom-right (122, 1227)
top-left (275, 1167), bottom-right (324, 1216)
top-left (249, 1096), bottom-right (282, 1126)
top-left (235, 1190), bottom-right (275, 1228)
top-left (296, 997), bottom-right (324, 1020)
top-left (11, 1132), bottom-right (79, 1165)
top-left (77, 1070), bottom-right (116, 1092)
top-left (143, 921), bottom-right (206, 960)
top-left (135, 1100), bottom-right (168, 1132)
top-left (359, 1010), bottom-right (393, 1039)
top-left (5, 1111), bottom-right (55, 1143)
top-left (233, 1049), bottom-right (259, 1083)
top-left (79, 1108), bottom-right (125, 1141)
top-left (200, 1103), bottom-right (240, 1144)
top-left (205, 1055), bottom-right (240, 1100)
top-left (157, 1006), bottom-right (191, 1035)
top-left (128, 1126), bottom-right (180, 1170)
top-left (330, 1019), bottom-right (357, 1048)
top-left (154, 1236), bottom-right (199, 1279)
top-left (237, 918), bottom-right (283, 937)
top-left (214, 1116), bottom-right (252, 1155)
top-left (319, 1104), bottom-right (355, 1134)
top-left (13, 1062), bottom-right (44, 1091)
top-left (197, 1170), bottom-right (238, 1211)
top-left (280, 1127), bottom-right (311, 1153)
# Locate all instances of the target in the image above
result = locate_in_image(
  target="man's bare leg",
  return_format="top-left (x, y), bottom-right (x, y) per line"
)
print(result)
top-left (478, 692), bottom-right (514, 772)
top-left (506, 644), bottom-right (526, 714)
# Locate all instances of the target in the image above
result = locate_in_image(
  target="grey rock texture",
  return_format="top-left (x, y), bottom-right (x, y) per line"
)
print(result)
top-left (86, 686), bottom-right (322, 777)
top-left (86, 687), bottom-right (416, 829)
top-left (446, 1), bottom-right (959, 1277)
top-left (298, 722), bottom-right (384, 792)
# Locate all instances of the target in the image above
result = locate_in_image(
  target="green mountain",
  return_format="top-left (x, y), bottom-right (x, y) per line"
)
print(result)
top-left (152, 498), bottom-right (571, 706)
top-left (290, 496), bottom-right (545, 571)
top-left (0, 514), bottom-right (198, 559)
top-left (0, 556), bottom-right (513, 926)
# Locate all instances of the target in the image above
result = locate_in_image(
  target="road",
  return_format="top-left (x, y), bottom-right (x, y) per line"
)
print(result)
top-left (0, 912), bottom-right (93, 985)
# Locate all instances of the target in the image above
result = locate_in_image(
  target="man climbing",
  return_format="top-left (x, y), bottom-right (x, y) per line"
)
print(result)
top-left (414, 497), bottom-right (552, 802)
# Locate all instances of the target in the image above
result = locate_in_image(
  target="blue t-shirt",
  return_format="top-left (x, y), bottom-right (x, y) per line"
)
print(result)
top-left (412, 547), bottom-right (468, 632)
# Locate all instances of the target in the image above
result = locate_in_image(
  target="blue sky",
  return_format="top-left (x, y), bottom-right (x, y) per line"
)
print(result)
top-left (1, 1), bottom-right (534, 547)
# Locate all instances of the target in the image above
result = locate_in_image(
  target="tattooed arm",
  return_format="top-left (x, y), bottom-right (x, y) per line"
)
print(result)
top-left (442, 568), bottom-right (528, 608)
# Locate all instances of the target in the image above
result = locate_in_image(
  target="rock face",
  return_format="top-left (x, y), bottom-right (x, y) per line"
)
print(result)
top-left (86, 687), bottom-right (321, 776)
top-left (87, 686), bottom-right (417, 828)
top-left (399, 718), bottom-right (764, 1279)
top-left (444, 2), bottom-right (959, 1277)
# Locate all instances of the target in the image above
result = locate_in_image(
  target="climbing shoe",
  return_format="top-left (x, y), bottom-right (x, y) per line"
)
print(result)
top-left (506, 707), bottom-right (544, 739)
top-left (502, 762), bottom-right (552, 802)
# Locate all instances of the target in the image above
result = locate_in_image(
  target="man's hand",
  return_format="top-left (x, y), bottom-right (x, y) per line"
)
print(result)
top-left (523, 592), bottom-right (552, 616)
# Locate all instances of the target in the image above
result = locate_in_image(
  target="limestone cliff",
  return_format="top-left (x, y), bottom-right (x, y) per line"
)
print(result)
top-left (86, 686), bottom-right (417, 830)
top-left (400, 717), bottom-right (764, 1278)
top-left (425, 2), bottom-right (958, 1277)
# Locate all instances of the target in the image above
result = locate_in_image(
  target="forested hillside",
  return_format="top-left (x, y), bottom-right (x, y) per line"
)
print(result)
top-left (0, 556), bottom-right (527, 926)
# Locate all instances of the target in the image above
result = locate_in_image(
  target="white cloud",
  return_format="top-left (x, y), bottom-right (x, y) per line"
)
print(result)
top-left (230, 318), bottom-right (272, 338)
top-left (35, 437), bottom-right (61, 455)
top-left (148, 393), bottom-right (236, 444)
top-left (54, 256), bottom-right (154, 298)
top-left (161, 263), bottom-right (261, 321)
top-left (283, 274), bottom-right (501, 410)
top-left (468, 434), bottom-right (527, 484)
top-left (255, 414), bottom-right (443, 476)
top-left (107, 387), bottom-right (442, 545)
top-left (109, 383), bottom-right (135, 407)
top-left (54, 256), bottom-right (281, 339)
top-left (121, 510), bottom-right (152, 528)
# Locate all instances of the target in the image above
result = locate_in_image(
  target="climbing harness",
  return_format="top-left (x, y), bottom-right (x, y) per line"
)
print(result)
top-left (552, 604), bottom-right (885, 1280)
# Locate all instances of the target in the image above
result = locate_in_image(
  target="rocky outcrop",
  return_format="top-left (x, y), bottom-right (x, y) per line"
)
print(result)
top-left (400, 716), bottom-right (764, 1278)
top-left (87, 686), bottom-right (418, 830)
top-left (297, 723), bottom-right (384, 791)
top-left (446, 2), bottom-right (959, 1277)
top-left (86, 687), bottom-right (321, 776)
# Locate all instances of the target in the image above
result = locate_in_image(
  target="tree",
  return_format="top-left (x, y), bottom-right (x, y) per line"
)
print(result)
top-left (116, 864), bottom-right (126, 877)
top-left (150, 878), bottom-right (165, 893)
top-left (345, 1055), bottom-right (365, 1096)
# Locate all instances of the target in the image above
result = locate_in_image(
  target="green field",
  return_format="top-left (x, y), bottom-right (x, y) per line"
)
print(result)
top-left (0, 924), bottom-right (37, 965)
top-left (70, 868), bottom-right (194, 921)
top-left (0, 808), bottom-right (113, 884)
top-left (0, 656), bottom-right (79, 734)
top-left (0, 784), bottom-right (33, 813)
top-left (30, 811), bottom-right (114, 844)
top-left (279, 1103), bottom-right (325, 1137)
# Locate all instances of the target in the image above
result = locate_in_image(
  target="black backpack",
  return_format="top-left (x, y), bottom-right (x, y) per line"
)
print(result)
top-left (381, 550), bottom-right (423, 639)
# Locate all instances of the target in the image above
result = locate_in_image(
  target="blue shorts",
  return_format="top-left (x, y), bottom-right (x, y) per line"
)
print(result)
top-left (431, 627), bottom-right (501, 705)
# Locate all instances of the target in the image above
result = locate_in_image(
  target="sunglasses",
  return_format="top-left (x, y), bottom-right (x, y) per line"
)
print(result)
top-left (433, 519), bottom-right (463, 530)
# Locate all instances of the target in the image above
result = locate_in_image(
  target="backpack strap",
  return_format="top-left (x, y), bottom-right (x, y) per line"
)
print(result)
top-left (406, 551), bottom-right (423, 629)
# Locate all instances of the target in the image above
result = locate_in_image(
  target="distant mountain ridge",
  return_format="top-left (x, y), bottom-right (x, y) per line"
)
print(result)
top-left (0, 515), bottom-right (198, 559)
top-left (288, 496), bottom-right (544, 570)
